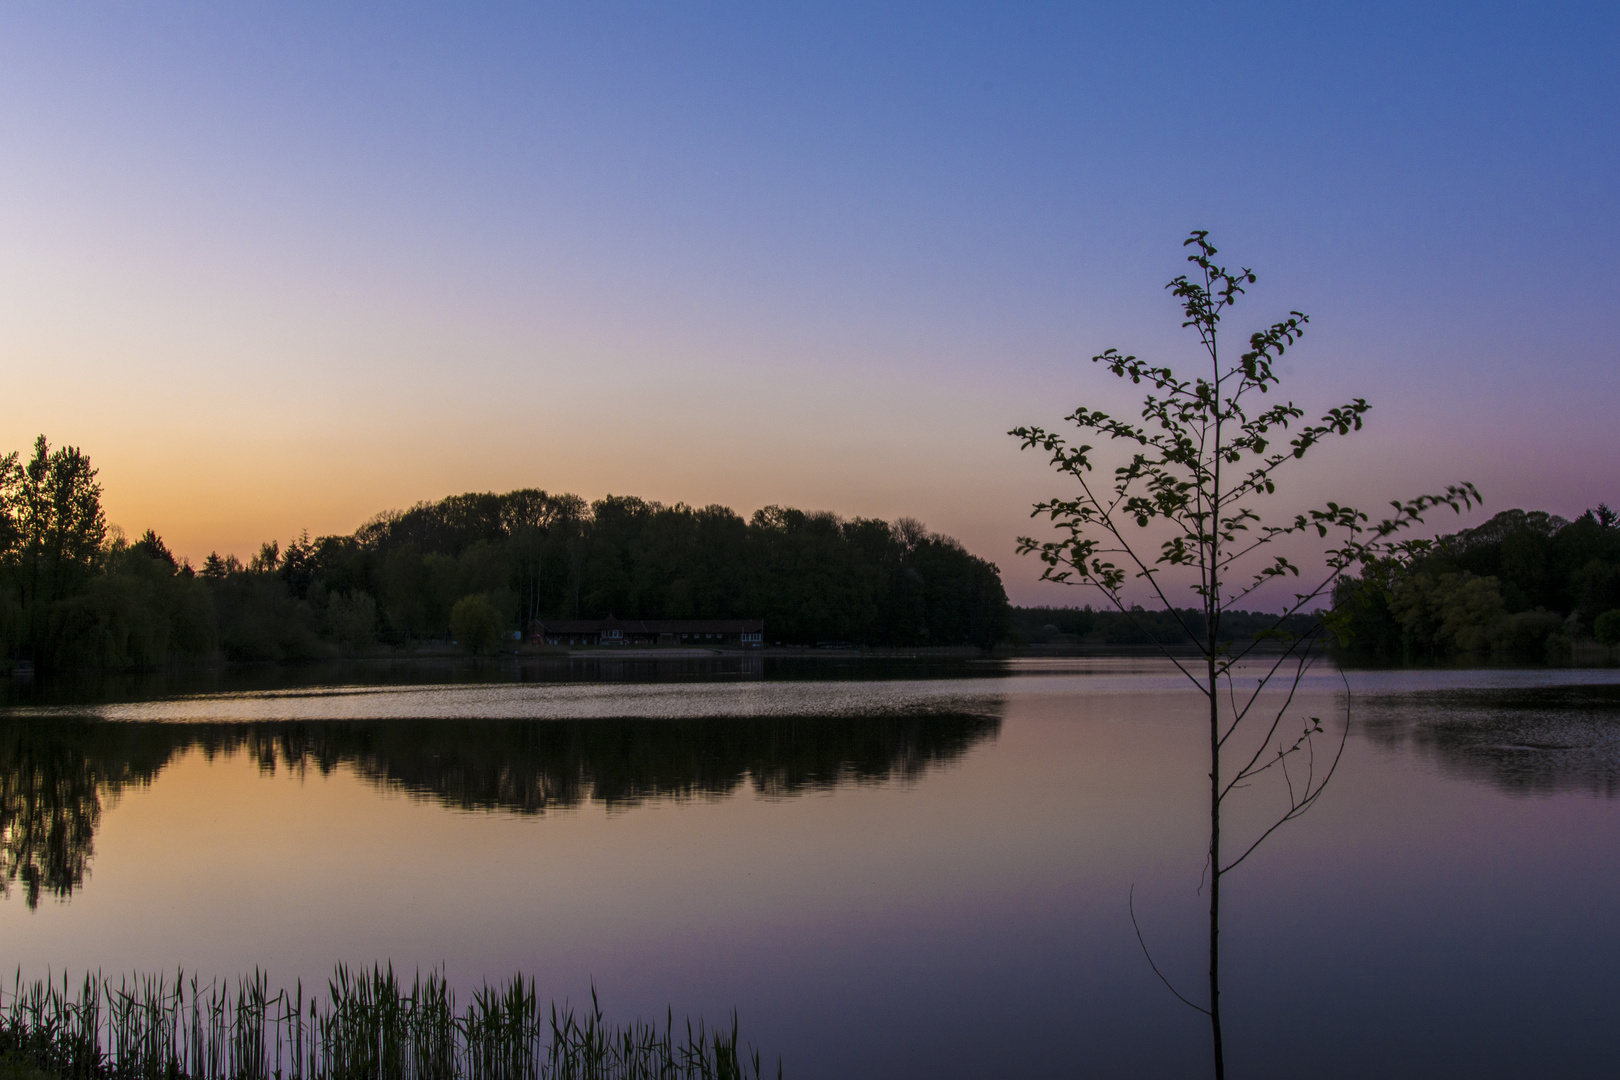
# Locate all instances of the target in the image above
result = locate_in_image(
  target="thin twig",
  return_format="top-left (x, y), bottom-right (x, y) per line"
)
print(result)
top-left (1129, 885), bottom-right (1211, 1017)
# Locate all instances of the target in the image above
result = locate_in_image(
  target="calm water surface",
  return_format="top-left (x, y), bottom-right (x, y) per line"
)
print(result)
top-left (3, 657), bottom-right (1619, 1078)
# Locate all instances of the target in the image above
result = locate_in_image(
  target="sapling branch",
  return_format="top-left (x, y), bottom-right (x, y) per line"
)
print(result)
top-left (1222, 714), bottom-right (1348, 877)
top-left (1013, 231), bottom-right (1477, 1078)
top-left (1130, 885), bottom-right (1211, 1018)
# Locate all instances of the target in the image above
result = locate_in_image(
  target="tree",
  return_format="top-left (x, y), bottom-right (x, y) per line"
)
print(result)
top-left (327, 590), bottom-right (378, 652)
top-left (1, 436), bottom-right (108, 607)
top-left (1011, 232), bottom-right (1478, 1078)
top-left (1596, 609), bottom-right (1620, 647)
top-left (449, 593), bottom-right (502, 654)
top-left (1332, 503), bottom-right (1619, 660)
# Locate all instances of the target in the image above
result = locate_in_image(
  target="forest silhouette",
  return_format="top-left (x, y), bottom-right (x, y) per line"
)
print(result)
top-left (0, 437), bottom-right (1010, 670)
top-left (1333, 507), bottom-right (1620, 663)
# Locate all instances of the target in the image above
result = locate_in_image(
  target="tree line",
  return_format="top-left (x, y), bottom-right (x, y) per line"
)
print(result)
top-left (1332, 506), bottom-right (1620, 663)
top-left (1009, 510), bottom-right (1620, 662)
top-left (1009, 605), bottom-right (1318, 646)
top-left (0, 436), bottom-right (1011, 670)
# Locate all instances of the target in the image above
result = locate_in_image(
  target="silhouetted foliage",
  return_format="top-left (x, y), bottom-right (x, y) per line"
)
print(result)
top-left (449, 594), bottom-right (502, 654)
top-left (0, 439), bottom-right (217, 671)
top-left (0, 437), bottom-right (1011, 669)
top-left (1333, 505), bottom-right (1620, 663)
top-left (1598, 609), bottom-right (1620, 648)
top-left (246, 490), bottom-right (1009, 653)
top-left (4, 437), bottom-right (108, 607)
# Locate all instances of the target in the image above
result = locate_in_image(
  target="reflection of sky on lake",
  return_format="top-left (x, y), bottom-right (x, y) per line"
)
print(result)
top-left (2, 661), bottom-right (1618, 1079)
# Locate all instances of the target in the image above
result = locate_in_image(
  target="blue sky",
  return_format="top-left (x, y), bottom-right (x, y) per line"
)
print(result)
top-left (1, 2), bottom-right (1615, 602)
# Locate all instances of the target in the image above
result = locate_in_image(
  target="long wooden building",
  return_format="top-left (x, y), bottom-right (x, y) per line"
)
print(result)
top-left (529, 616), bottom-right (764, 647)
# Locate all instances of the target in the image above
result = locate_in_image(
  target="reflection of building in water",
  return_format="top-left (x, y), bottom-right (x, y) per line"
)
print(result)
top-left (530, 617), bottom-right (764, 648)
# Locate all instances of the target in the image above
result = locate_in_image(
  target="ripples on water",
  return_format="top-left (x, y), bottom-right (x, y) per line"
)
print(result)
top-left (1360, 683), bottom-right (1620, 796)
top-left (4, 658), bottom-right (1620, 1078)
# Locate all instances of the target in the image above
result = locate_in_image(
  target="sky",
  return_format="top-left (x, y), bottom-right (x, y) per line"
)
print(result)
top-left (1, 2), bottom-right (1615, 606)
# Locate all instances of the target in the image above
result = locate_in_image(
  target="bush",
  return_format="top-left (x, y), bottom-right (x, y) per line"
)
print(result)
top-left (326, 590), bottom-right (377, 651)
top-left (449, 593), bottom-right (502, 654)
top-left (1388, 571), bottom-right (1506, 658)
top-left (1596, 609), bottom-right (1620, 647)
top-left (212, 572), bottom-right (330, 661)
top-left (0, 1052), bottom-right (53, 1080)
top-left (1488, 609), bottom-right (1563, 663)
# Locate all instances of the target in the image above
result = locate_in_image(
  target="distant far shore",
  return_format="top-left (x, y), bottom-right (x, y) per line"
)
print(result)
top-left (10, 638), bottom-right (1612, 684)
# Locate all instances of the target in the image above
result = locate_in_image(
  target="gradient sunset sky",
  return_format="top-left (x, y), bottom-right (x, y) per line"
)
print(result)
top-left (2, 3), bottom-right (1615, 604)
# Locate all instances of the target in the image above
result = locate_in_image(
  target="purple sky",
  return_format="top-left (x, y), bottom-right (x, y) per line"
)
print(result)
top-left (2, 2), bottom-right (1614, 604)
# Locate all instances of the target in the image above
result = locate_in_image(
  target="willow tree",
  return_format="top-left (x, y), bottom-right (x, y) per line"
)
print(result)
top-left (1011, 232), bottom-right (1477, 1078)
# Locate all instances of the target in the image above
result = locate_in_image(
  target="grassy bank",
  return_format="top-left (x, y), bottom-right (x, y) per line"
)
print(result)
top-left (0, 967), bottom-right (778, 1080)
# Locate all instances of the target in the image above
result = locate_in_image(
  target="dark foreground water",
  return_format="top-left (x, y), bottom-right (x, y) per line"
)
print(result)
top-left (3, 657), bottom-right (1619, 1078)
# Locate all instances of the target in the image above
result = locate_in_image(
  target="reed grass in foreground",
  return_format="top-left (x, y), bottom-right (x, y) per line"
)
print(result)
top-left (0, 967), bottom-right (779, 1080)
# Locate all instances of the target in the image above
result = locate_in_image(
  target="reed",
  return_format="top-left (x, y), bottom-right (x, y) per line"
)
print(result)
top-left (0, 968), bottom-right (778, 1080)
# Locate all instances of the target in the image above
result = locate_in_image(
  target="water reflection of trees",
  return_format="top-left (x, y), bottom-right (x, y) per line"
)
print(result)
top-left (1359, 685), bottom-right (1620, 797)
top-left (0, 708), bottom-right (1001, 905)
top-left (0, 718), bottom-right (173, 908)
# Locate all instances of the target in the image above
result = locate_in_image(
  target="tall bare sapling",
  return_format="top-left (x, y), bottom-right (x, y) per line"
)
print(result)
top-left (1012, 232), bottom-right (1478, 1078)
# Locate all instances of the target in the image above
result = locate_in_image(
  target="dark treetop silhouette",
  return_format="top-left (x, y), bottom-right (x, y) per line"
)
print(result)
top-left (0, 459), bottom-right (1011, 669)
top-left (1333, 505), bottom-right (1620, 664)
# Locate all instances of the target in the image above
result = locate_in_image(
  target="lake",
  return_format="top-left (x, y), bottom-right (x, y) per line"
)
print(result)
top-left (3, 657), bottom-right (1618, 1078)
